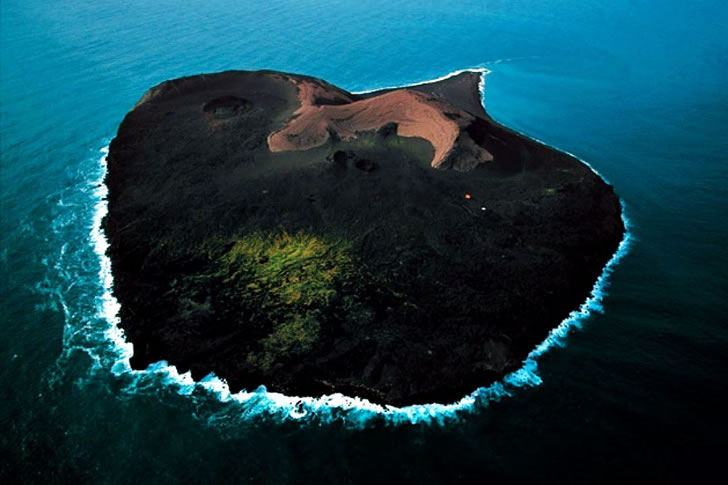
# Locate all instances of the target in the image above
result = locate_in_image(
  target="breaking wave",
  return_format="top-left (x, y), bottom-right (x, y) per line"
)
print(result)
top-left (54, 68), bottom-right (632, 427)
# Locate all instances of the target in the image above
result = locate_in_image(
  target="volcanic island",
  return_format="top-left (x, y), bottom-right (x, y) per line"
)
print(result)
top-left (104, 70), bottom-right (624, 406)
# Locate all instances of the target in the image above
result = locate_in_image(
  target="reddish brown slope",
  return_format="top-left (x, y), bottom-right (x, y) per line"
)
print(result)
top-left (267, 77), bottom-right (493, 170)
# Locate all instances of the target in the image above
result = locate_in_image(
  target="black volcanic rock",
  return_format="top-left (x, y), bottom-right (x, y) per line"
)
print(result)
top-left (103, 69), bottom-right (624, 406)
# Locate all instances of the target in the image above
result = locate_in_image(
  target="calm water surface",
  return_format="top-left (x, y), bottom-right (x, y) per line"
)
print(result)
top-left (2, 1), bottom-right (727, 482)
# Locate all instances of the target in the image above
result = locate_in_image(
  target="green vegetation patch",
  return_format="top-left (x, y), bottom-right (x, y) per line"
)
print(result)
top-left (221, 231), bottom-right (357, 370)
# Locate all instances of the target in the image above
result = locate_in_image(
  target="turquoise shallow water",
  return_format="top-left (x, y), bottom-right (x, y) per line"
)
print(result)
top-left (2, 0), bottom-right (727, 482)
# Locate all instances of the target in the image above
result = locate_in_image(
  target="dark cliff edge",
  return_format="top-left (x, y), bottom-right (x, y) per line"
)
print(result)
top-left (103, 69), bottom-right (624, 406)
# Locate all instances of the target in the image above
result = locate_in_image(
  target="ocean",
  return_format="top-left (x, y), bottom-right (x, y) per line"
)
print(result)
top-left (1, 0), bottom-right (727, 482)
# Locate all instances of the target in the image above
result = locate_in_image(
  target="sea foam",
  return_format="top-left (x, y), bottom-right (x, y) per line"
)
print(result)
top-left (86, 67), bottom-right (632, 426)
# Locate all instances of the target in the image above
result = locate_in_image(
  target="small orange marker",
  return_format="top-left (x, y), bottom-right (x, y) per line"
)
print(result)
top-left (464, 193), bottom-right (472, 199)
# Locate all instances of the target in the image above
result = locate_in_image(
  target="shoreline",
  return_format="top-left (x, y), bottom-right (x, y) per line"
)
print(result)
top-left (350, 67), bottom-right (490, 95)
top-left (90, 67), bottom-right (631, 424)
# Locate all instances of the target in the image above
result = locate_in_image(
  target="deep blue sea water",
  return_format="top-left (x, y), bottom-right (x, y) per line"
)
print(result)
top-left (2, 0), bottom-right (727, 482)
